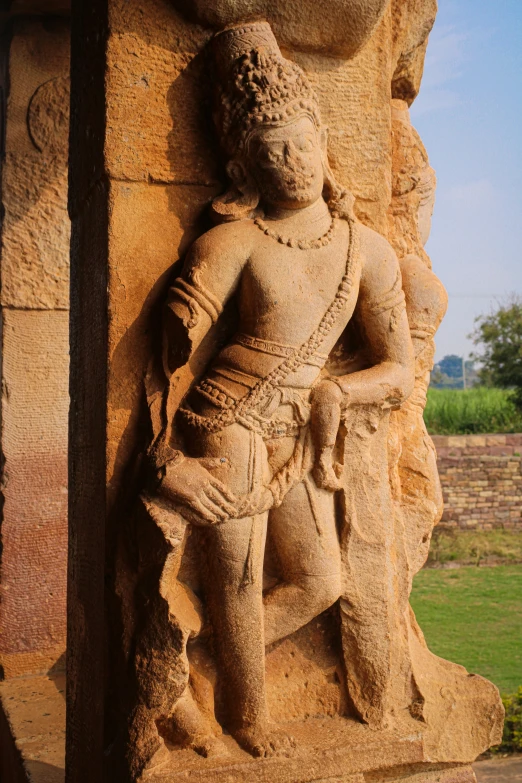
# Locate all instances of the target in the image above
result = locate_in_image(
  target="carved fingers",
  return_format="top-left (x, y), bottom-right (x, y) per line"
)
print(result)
top-left (236, 487), bottom-right (274, 518)
top-left (202, 484), bottom-right (239, 520)
top-left (158, 455), bottom-right (240, 526)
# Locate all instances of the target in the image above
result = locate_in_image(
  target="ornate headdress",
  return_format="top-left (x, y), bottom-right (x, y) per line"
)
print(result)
top-left (212, 22), bottom-right (322, 157)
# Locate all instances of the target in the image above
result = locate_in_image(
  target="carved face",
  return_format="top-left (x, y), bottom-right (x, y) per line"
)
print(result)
top-left (247, 115), bottom-right (324, 209)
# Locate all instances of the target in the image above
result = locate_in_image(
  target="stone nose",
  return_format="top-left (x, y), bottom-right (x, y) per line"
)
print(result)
top-left (284, 139), bottom-right (301, 165)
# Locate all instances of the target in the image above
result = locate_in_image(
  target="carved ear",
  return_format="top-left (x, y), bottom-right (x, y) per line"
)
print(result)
top-left (226, 159), bottom-right (248, 190)
top-left (211, 158), bottom-right (260, 222)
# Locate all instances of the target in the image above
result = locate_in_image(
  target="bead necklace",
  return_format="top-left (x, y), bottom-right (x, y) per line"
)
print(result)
top-left (254, 214), bottom-right (336, 250)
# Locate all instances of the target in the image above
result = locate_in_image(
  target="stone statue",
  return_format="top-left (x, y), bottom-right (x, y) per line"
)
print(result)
top-left (123, 20), bottom-right (503, 780)
top-left (146, 20), bottom-right (413, 757)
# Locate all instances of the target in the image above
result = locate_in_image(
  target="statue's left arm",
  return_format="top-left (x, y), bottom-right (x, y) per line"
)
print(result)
top-left (334, 228), bottom-right (415, 408)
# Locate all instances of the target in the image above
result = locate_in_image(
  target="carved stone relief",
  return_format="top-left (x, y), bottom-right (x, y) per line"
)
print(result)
top-left (27, 75), bottom-right (70, 156)
top-left (108, 20), bottom-right (504, 782)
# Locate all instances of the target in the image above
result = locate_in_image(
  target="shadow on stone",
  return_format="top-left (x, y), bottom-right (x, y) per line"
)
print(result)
top-left (25, 760), bottom-right (64, 783)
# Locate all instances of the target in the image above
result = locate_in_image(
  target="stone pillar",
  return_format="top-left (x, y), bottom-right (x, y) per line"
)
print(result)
top-left (0, 16), bottom-right (70, 680)
top-left (67, 2), bottom-right (502, 782)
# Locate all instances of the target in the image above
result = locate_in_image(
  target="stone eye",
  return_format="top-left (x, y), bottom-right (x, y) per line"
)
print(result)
top-left (295, 135), bottom-right (315, 152)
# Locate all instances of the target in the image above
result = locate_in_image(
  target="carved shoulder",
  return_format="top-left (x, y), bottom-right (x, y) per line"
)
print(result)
top-left (170, 219), bottom-right (256, 323)
top-left (185, 219), bottom-right (255, 277)
top-left (163, 220), bottom-right (257, 376)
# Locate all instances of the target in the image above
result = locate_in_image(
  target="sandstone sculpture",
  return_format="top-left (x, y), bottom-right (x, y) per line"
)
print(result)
top-left (114, 21), bottom-right (504, 781)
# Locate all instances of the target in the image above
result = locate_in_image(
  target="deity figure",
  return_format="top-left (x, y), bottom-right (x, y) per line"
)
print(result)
top-left (143, 21), bottom-right (414, 759)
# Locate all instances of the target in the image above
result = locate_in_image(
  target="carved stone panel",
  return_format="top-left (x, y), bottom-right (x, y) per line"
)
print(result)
top-left (109, 20), bottom-right (502, 782)
top-left (66, 4), bottom-right (504, 783)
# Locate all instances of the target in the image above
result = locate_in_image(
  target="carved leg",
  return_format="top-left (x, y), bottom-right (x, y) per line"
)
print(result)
top-left (205, 514), bottom-right (294, 757)
top-left (264, 474), bottom-right (341, 646)
top-left (192, 424), bottom-right (295, 757)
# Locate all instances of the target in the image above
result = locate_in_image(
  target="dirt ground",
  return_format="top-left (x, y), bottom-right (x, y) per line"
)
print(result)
top-left (474, 755), bottom-right (522, 781)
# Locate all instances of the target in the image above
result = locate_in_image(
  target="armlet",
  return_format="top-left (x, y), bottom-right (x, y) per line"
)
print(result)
top-left (364, 270), bottom-right (406, 315)
top-left (168, 275), bottom-right (223, 327)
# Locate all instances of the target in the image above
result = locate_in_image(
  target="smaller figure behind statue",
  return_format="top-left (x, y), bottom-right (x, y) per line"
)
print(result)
top-left (310, 378), bottom-right (345, 491)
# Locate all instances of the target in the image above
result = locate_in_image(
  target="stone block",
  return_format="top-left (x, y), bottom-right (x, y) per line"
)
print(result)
top-left (105, 8), bottom-right (218, 186)
top-left (446, 437), bottom-right (468, 449)
top-left (169, 0), bottom-right (391, 60)
top-left (470, 436), bottom-right (486, 448)
top-left (485, 435), bottom-right (506, 446)
top-left (1, 18), bottom-right (70, 310)
top-left (0, 310), bottom-right (69, 677)
top-left (294, 14), bottom-right (393, 234)
top-left (506, 433), bottom-right (522, 446)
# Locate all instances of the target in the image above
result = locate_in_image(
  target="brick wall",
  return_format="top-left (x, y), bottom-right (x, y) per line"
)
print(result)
top-left (432, 434), bottom-right (522, 530)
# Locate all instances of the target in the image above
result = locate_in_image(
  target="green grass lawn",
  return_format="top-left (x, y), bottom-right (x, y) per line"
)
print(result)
top-left (410, 565), bottom-right (522, 694)
top-left (424, 387), bottom-right (522, 435)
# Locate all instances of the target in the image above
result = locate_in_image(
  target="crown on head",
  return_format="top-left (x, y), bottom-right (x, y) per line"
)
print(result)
top-left (212, 22), bottom-right (321, 157)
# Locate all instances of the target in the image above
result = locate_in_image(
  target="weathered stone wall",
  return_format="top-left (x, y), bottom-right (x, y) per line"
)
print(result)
top-left (0, 17), bottom-right (70, 679)
top-left (433, 434), bottom-right (522, 531)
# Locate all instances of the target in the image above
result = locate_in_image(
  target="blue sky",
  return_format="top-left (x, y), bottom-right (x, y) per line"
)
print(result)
top-left (411, 0), bottom-right (522, 361)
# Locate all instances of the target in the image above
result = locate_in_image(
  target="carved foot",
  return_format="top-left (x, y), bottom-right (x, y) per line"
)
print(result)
top-left (191, 734), bottom-right (229, 758)
top-left (313, 457), bottom-right (343, 492)
top-left (141, 738), bottom-right (172, 777)
top-left (233, 724), bottom-right (297, 758)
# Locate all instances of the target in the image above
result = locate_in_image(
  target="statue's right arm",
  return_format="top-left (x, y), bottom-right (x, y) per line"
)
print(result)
top-left (163, 223), bottom-right (248, 377)
top-left (157, 224), bottom-right (249, 525)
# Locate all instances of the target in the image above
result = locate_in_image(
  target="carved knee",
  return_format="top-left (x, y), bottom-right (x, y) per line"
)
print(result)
top-left (298, 572), bottom-right (341, 615)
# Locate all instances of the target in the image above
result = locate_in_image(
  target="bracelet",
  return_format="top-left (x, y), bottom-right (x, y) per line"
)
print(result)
top-left (165, 449), bottom-right (185, 467)
top-left (153, 449), bottom-right (185, 492)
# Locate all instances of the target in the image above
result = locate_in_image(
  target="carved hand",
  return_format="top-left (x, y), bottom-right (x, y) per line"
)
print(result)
top-left (158, 455), bottom-right (239, 526)
top-left (235, 486), bottom-right (275, 518)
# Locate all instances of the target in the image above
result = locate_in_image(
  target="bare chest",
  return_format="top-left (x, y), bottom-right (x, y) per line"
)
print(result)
top-left (239, 228), bottom-right (351, 338)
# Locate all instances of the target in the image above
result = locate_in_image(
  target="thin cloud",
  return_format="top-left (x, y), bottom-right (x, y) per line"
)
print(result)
top-left (446, 178), bottom-right (495, 208)
top-left (412, 21), bottom-right (495, 117)
top-left (413, 25), bottom-right (469, 116)
top-left (422, 26), bottom-right (470, 89)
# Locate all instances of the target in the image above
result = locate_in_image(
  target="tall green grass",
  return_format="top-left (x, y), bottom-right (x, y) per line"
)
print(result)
top-left (424, 387), bottom-right (522, 435)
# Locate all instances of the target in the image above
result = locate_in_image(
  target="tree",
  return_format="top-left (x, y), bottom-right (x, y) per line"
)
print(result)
top-left (438, 354), bottom-right (464, 379)
top-left (430, 355), bottom-right (477, 389)
top-left (471, 297), bottom-right (522, 408)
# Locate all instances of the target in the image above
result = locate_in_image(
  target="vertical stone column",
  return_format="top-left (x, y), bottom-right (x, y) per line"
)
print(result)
top-left (66, 3), bottom-right (108, 781)
top-left (0, 17), bottom-right (70, 680)
top-left (67, 3), bottom-right (222, 779)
